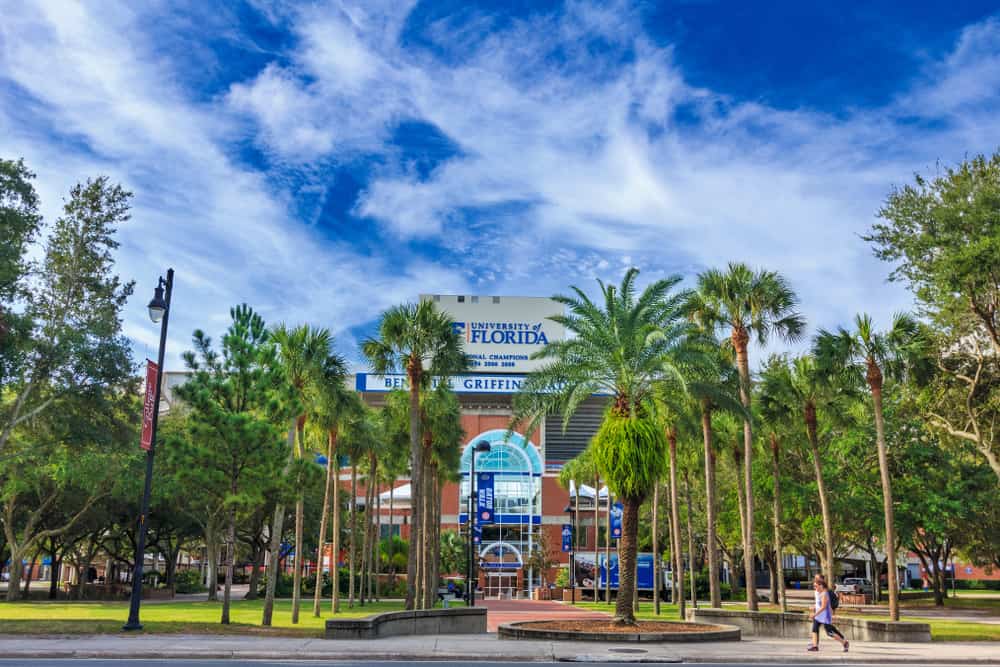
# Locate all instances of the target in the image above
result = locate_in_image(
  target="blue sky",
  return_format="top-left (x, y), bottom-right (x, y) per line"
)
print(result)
top-left (2, 1), bottom-right (999, 369)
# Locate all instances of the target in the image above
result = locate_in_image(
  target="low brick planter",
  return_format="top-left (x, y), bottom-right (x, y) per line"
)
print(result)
top-left (325, 607), bottom-right (487, 639)
top-left (498, 620), bottom-right (741, 643)
top-left (687, 608), bottom-right (931, 643)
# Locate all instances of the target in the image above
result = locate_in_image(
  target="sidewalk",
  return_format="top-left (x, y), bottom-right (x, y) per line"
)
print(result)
top-left (0, 633), bottom-right (997, 663)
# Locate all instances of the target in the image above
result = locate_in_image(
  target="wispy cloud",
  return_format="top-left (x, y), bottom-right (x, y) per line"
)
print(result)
top-left (2, 1), bottom-right (998, 367)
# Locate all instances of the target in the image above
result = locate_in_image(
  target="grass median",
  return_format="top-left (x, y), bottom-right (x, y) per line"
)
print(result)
top-left (0, 599), bottom-right (409, 637)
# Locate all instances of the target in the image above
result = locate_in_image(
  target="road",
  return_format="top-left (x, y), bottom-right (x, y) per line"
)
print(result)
top-left (0, 662), bottom-right (976, 667)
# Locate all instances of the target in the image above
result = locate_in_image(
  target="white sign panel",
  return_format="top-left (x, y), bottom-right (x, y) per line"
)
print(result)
top-left (356, 373), bottom-right (528, 394)
top-left (420, 295), bottom-right (565, 373)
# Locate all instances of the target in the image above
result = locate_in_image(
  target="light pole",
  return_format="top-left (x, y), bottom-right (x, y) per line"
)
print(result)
top-left (467, 439), bottom-right (491, 607)
top-left (564, 485), bottom-right (578, 605)
top-left (123, 269), bottom-right (174, 631)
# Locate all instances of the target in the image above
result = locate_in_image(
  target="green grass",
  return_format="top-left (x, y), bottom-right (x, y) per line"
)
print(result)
top-left (566, 601), bottom-right (1000, 642)
top-left (0, 599), bottom-right (408, 637)
top-left (909, 618), bottom-right (1000, 642)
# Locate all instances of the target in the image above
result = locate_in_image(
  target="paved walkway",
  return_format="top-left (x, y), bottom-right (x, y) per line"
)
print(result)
top-left (0, 633), bottom-right (998, 663)
top-left (480, 598), bottom-right (611, 632)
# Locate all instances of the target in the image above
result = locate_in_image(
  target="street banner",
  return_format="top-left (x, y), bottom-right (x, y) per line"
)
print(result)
top-left (561, 524), bottom-right (573, 552)
top-left (140, 359), bottom-right (159, 451)
top-left (473, 525), bottom-right (482, 545)
top-left (610, 502), bottom-right (623, 539)
top-left (476, 472), bottom-right (495, 524)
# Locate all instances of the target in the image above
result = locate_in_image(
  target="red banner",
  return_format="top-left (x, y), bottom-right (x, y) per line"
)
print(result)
top-left (140, 359), bottom-right (159, 451)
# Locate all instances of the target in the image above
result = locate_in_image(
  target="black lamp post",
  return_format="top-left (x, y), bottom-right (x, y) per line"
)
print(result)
top-left (564, 487), bottom-right (578, 605)
top-left (467, 439), bottom-right (491, 607)
top-left (123, 269), bottom-right (173, 631)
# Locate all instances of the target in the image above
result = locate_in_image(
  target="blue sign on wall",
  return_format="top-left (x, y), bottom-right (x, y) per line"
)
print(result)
top-left (476, 472), bottom-right (494, 524)
top-left (598, 553), bottom-right (657, 589)
top-left (561, 524), bottom-right (573, 552)
top-left (610, 502), bottom-right (623, 539)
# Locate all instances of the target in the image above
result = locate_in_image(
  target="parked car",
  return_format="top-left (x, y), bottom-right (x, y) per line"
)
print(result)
top-left (835, 577), bottom-right (873, 595)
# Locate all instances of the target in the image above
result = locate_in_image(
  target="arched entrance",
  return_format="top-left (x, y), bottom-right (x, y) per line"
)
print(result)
top-left (460, 430), bottom-right (542, 597)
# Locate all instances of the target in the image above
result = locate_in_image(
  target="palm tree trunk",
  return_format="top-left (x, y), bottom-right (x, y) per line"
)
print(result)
top-left (805, 403), bottom-right (835, 588)
top-left (388, 486), bottom-right (395, 586)
top-left (652, 483), bottom-right (660, 615)
top-left (314, 430), bottom-right (336, 617)
top-left (733, 333), bottom-right (758, 611)
top-left (262, 426), bottom-right (291, 627)
top-left (291, 420), bottom-right (306, 624)
top-left (614, 496), bottom-right (641, 624)
top-left (702, 402), bottom-right (720, 608)
top-left (870, 372), bottom-right (900, 621)
top-left (331, 439), bottom-right (341, 614)
top-left (684, 469), bottom-right (697, 609)
top-left (732, 444), bottom-right (747, 599)
top-left (605, 491), bottom-right (612, 605)
top-left (769, 433), bottom-right (787, 612)
top-left (349, 463), bottom-right (357, 608)
top-left (668, 430), bottom-right (685, 620)
top-left (405, 357), bottom-right (422, 611)
top-left (593, 474), bottom-right (599, 604)
top-left (372, 478), bottom-right (382, 602)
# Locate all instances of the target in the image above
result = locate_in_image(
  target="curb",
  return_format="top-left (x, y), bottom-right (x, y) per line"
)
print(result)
top-left (1, 650), bottom-right (999, 664)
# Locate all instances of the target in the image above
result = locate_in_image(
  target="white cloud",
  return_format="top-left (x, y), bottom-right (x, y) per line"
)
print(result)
top-left (4, 1), bottom-right (997, 369)
top-left (0, 0), bottom-right (468, 367)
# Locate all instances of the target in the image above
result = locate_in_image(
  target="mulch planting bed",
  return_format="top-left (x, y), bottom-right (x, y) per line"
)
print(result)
top-left (523, 620), bottom-right (724, 633)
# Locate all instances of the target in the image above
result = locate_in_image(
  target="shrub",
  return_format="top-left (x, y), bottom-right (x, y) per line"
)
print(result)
top-left (175, 569), bottom-right (206, 594)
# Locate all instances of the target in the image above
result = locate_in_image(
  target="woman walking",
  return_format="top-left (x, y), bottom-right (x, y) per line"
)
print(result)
top-left (808, 575), bottom-right (848, 652)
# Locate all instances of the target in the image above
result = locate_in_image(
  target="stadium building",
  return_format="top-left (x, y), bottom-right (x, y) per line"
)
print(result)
top-left (353, 295), bottom-right (608, 598)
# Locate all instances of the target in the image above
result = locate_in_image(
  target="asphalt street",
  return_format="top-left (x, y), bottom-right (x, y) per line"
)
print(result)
top-left (0, 661), bottom-right (985, 667)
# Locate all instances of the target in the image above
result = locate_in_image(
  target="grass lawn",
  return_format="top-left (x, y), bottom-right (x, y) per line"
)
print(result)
top-left (566, 601), bottom-right (1000, 641)
top-left (0, 599), bottom-right (408, 637)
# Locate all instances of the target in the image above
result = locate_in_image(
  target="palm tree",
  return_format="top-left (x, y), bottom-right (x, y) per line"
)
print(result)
top-left (263, 324), bottom-right (333, 626)
top-left (688, 263), bottom-right (804, 610)
top-left (308, 365), bottom-right (355, 617)
top-left (814, 312), bottom-right (921, 621)
top-left (362, 302), bottom-right (468, 610)
top-left (760, 354), bottom-right (840, 590)
top-left (513, 268), bottom-right (694, 625)
top-left (685, 340), bottom-right (743, 608)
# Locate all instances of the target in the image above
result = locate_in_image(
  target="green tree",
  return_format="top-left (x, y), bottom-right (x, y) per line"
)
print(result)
top-left (815, 312), bottom-right (921, 620)
top-left (867, 151), bottom-right (1000, 482)
top-left (173, 304), bottom-right (289, 624)
top-left (514, 268), bottom-right (692, 624)
top-left (362, 301), bottom-right (467, 609)
top-left (0, 158), bottom-right (41, 389)
top-left (688, 263), bottom-right (804, 611)
top-left (759, 355), bottom-right (840, 587)
top-left (0, 176), bottom-right (134, 457)
top-left (263, 324), bottom-right (333, 625)
top-left (308, 375), bottom-right (356, 616)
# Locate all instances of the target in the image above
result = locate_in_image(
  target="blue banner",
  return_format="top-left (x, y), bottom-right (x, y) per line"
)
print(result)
top-left (561, 524), bottom-right (573, 552)
top-left (476, 472), bottom-right (495, 525)
top-left (610, 502), bottom-right (623, 539)
top-left (473, 525), bottom-right (482, 545)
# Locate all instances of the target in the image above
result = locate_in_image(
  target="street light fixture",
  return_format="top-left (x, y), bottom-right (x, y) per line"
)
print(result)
top-left (124, 269), bottom-right (174, 631)
top-left (467, 439), bottom-right (491, 607)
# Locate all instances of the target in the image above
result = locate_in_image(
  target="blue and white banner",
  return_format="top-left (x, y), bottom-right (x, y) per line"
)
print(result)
top-left (473, 525), bottom-right (482, 545)
top-left (561, 524), bottom-right (573, 552)
top-left (356, 373), bottom-right (529, 394)
top-left (610, 502), bottom-right (623, 539)
top-left (476, 472), bottom-right (495, 524)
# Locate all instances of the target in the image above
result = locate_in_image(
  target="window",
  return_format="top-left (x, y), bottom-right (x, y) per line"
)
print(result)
top-left (492, 296), bottom-right (501, 304)
top-left (573, 525), bottom-right (589, 549)
top-left (457, 295), bottom-right (465, 303)
top-left (380, 524), bottom-right (401, 540)
top-left (471, 295), bottom-right (479, 303)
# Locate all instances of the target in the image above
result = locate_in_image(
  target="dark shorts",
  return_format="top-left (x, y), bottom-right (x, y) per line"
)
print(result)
top-left (812, 619), bottom-right (844, 638)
